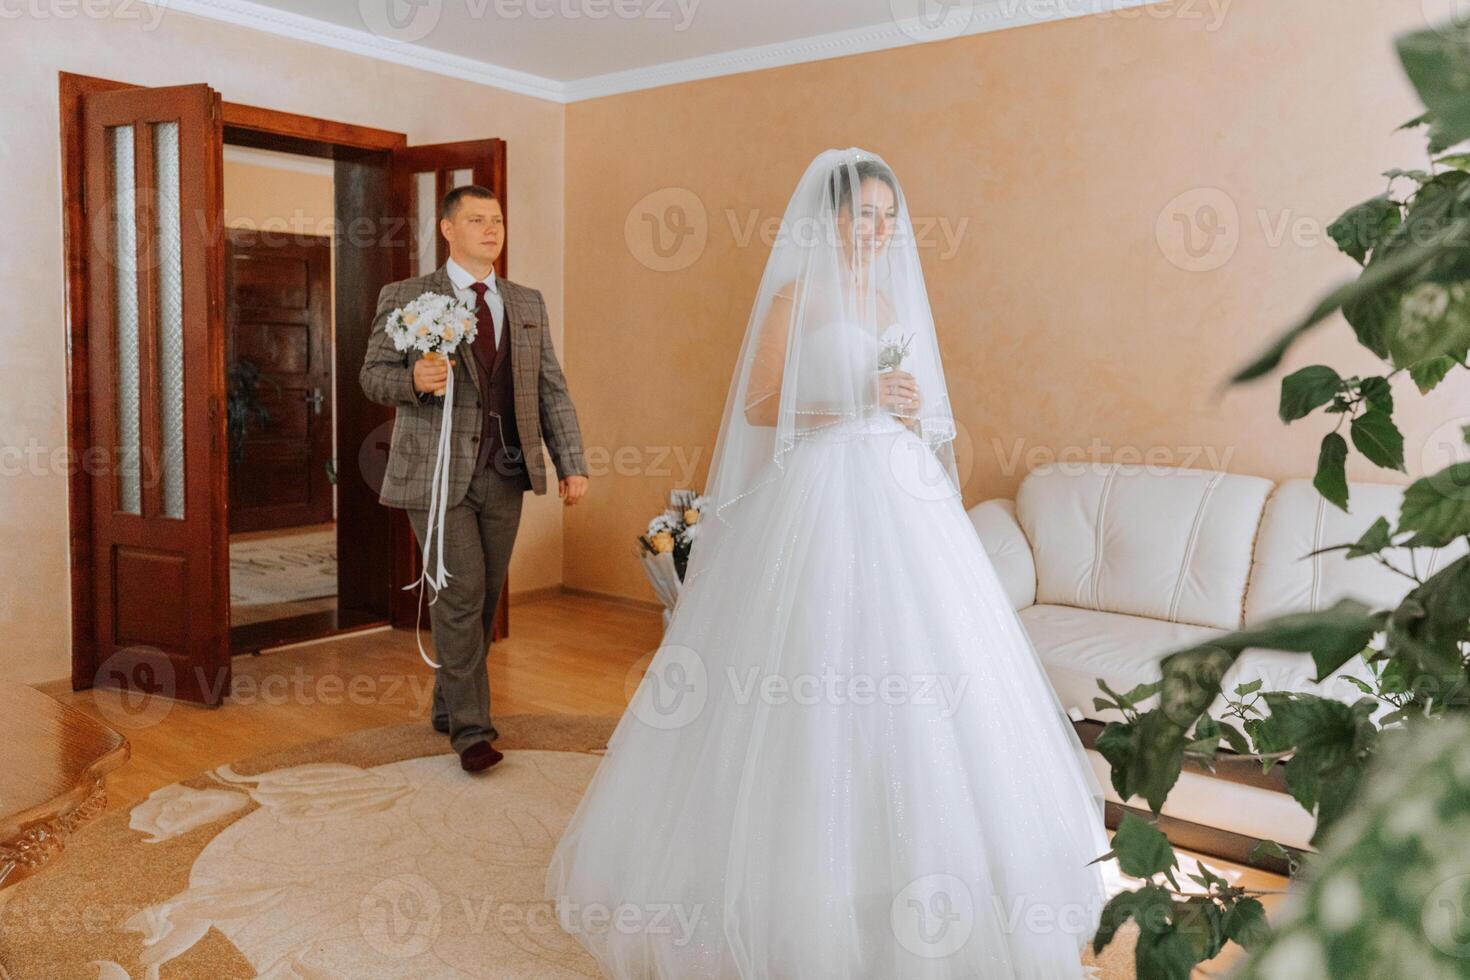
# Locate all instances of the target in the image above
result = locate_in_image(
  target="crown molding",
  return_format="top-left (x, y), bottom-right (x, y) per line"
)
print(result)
top-left (151, 0), bottom-right (566, 102)
top-left (562, 0), bottom-right (1169, 101)
top-left (151, 0), bottom-right (1168, 105)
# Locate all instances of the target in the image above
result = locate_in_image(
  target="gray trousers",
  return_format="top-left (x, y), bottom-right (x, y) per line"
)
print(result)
top-left (405, 456), bottom-right (526, 754)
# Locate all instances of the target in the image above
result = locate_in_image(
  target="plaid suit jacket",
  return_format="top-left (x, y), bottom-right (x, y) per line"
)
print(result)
top-left (359, 263), bottom-right (587, 509)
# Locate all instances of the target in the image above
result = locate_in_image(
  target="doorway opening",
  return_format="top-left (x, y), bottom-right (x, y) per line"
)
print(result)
top-left (61, 71), bottom-right (509, 704)
top-left (222, 150), bottom-right (340, 646)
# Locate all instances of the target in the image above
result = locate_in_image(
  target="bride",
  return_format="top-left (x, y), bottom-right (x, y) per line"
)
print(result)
top-left (546, 148), bottom-right (1111, 978)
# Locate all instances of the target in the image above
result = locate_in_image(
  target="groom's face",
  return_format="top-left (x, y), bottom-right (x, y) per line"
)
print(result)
top-left (441, 196), bottom-right (505, 268)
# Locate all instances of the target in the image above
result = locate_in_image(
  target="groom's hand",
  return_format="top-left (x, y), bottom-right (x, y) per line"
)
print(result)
top-left (412, 356), bottom-right (454, 394)
top-left (559, 475), bottom-right (588, 506)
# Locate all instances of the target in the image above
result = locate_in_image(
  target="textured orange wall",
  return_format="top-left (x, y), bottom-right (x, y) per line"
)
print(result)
top-left (563, 0), bottom-right (1468, 603)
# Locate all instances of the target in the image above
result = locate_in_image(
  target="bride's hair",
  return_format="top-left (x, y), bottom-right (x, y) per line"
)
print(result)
top-left (827, 159), bottom-right (898, 212)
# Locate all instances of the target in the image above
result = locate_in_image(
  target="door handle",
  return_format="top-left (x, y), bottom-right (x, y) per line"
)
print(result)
top-left (305, 387), bottom-right (325, 416)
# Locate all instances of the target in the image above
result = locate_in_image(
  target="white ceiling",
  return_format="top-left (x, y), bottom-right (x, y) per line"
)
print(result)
top-left (163, 0), bottom-right (1165, 102)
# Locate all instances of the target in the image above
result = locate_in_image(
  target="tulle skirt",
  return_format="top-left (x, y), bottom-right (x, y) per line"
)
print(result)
top-left (545, 415), bottom-right (1110, 979)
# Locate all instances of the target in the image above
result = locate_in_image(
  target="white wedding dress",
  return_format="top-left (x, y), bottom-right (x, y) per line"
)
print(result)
top-left (545, 317), bottom-right (1111, 979)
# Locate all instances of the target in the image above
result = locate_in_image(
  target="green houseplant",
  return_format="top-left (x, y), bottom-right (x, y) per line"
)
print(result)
top-left (226, 359), bottom-right (278, 466)
top-left (1091, 19), bottom-right (1470, 978)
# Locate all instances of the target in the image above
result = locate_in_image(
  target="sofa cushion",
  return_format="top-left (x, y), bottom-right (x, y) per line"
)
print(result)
top-left (1245, 479), bottom-right (1470, 626)
top-left (1019, 604), bottom-right (1225, 722)
top-left (967, 498), bottom-right (1036, 610)
top-left (1021, 603), bottom-right (1377, 725)
top-left (1016, 463), bottom-right (1274, 630)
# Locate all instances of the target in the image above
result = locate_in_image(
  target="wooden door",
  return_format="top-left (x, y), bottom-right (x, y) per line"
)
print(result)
top-left (226, 229), bottom-right (334, 533)
top-left (386, 139), bottom-right (510, 640)
top-left (81, 83), bottom-right (229, 705)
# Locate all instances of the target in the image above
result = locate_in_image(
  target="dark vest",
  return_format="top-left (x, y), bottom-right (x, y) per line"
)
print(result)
top-left (470, 317), bottom-right (530, 487)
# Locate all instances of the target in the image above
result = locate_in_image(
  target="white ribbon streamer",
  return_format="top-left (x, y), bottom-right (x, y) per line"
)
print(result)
top-left (402, 360), bottom-right (458, 669)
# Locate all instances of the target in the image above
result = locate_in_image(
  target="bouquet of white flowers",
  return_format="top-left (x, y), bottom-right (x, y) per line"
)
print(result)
top-left (383, 291), bottom-right (478, 668)
top-left (384, 292), bottom-right (478, 397)
top-left (877, 326), bottom-right (914, 373)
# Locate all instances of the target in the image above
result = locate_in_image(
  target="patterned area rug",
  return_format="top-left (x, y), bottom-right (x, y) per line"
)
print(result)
top-left (229, 529), bottom-right (337, 607)
top-left (0, 715), bottom-right (1139, 979)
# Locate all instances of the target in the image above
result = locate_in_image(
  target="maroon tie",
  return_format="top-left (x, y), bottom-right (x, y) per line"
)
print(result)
top-left (468, 281), bottom-right (497, 364)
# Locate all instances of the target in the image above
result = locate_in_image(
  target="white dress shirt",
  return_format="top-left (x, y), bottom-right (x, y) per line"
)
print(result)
top-left (445, 256), bottom-right (504, 349)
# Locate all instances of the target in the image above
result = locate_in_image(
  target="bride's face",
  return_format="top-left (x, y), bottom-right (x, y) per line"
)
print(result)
top-left (836, 178), bottom-right (898, 269)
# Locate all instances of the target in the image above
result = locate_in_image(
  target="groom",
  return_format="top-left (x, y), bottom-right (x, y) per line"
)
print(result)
top-left (360, 184), bottom-right (589, 773)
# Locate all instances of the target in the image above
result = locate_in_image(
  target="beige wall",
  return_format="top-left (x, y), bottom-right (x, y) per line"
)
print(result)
top-left (1, 10), bottom-right (564, 686)
top-left (224, 159), bottom-right (336, 238)
top-left (562, 0), bottom-right (1469, 603)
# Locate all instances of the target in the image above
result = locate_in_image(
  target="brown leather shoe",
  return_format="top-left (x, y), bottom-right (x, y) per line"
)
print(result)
top-left (459, 740), bottom-right (503, 773)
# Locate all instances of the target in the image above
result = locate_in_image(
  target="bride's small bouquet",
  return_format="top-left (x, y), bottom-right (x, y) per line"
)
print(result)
top-left (384, 292), bottom-right (478, 397)
top-left (877, 326), bottom-right (914, 373)
top-left (384, 291), bottom-right (478, 669)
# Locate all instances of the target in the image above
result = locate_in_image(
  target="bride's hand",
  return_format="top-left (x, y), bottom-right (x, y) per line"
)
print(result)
top-left (878, 370), bottom-right (922, 417)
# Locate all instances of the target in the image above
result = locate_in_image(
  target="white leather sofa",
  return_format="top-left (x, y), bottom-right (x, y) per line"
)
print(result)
top-left (969, 462), bottom-right (1467, 858)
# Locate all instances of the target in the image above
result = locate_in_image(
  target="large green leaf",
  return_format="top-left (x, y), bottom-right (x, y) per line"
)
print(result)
top-left (1314, 432), bottom-right (1350, 511)
top-left (1095, 885), bottom-right (1176, 954)
top-left (1133, 710), bottom-right (1189, 813)
top-left (1326, 194), bottom-right (1402, 264)
top-left (1388, 281), bottom-right (1470, 368)
top-left (1136, 926), bottom-right (1202, 980)
top-left (1386, 555), bottom-right (1470, 690)
top-left (1180, 896), bottom-right (1227, 962)
top-left (1271, 695), bottom-right (1378, 845)
top-left (1214, 600), bottom-right (1379, 683)
top-left (1349, 408), bottom-right (1406, 472)
top-left (1359, 376), bottom-right (1394, 412)
top-left (1223, 898), bottom-right (1270, 951)
top-left (1347, 516), bottom-right (1393, 559)
top-left (1102, 812), bottom-right (1179, 882)
top-left (1231, 216), bottom-right (1470, 383)
top-left (1278, 365), bottom-right (1342, 422)
top-left (1408, 353), bottom-right (1458, 393)
top-left (1399, 24), bottom-right (1470, 150)
top-left (1095, 720), bottom-right (1139, 801)
top-left (1341, 286), bottom-right (1399, 361)
top-left (1399, 464), bottom-right (1470, 547)
top-left (1232, 718), bottom-right (1470, 980)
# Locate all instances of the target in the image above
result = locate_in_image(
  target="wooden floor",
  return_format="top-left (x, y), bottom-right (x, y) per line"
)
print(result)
top-left (36, 590), bottom-right (661, 814)
top-left (31, 590), bottom-right (1282, 975)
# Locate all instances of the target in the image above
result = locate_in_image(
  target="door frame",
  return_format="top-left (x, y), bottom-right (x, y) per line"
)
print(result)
top-left (60, 71), bottom-right (510, 689)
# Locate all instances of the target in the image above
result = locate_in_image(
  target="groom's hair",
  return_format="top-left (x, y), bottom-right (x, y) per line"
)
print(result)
top-left (440, 184), bottom-right (499, 222)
